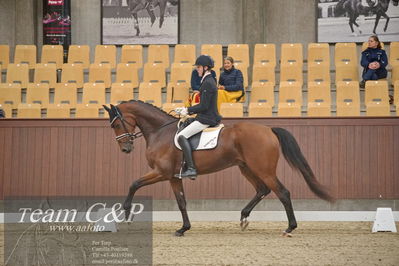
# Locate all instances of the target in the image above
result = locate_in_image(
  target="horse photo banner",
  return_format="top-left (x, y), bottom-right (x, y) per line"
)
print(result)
top-left (43, 0), bottom-right (72, 59)
top-left (317, 0), bottom-right (399, 42)
top-left (101, 0), bottom-right (179, 45)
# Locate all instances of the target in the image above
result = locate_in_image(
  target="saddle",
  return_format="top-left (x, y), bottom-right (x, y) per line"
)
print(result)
top-left (174, 118), bottom-right (224, 151)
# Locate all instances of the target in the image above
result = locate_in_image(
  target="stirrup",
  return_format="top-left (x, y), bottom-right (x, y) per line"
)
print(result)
top-left (174, 168), bottom-right (197, 180)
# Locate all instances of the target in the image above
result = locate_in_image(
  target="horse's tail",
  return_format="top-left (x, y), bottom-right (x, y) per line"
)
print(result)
top-left (271, 127), bottom-right (335, 202)
top-left (335, 0), bottom-right (347, 16)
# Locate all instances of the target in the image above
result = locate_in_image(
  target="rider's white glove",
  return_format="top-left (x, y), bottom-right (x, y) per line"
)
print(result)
top-left (174, 107), bottom-right (188, 116)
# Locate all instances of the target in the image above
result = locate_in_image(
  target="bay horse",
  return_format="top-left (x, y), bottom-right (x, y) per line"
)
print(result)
top-left (103, 101), bottom-right (334, 236)
top-left (117, 0), bottom-right (178, 36)
top-left (335, 0), bottom-right (399, 35)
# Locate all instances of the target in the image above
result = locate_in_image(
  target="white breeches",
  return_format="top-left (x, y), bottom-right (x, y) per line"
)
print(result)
top-left (177, 120), bottom-right (209, 139)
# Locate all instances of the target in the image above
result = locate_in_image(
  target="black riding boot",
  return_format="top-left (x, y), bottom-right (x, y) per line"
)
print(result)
top-left (175, 136), bottom-right (197, 180)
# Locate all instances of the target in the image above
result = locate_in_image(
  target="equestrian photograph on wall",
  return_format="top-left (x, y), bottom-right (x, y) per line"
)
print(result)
top-left (318, 0), bottom-right (399, 42)
top-left (102, 0), bottom-right (179, 45)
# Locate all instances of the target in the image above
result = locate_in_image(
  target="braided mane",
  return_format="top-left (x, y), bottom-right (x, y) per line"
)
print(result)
top-left (119, 100), bottom-right (178, 119)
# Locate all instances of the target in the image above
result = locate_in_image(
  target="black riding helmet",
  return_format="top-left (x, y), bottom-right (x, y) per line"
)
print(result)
top-left (194, 55), bottom-right (214, 69)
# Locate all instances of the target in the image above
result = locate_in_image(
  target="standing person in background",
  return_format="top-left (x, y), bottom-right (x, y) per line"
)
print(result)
top-left (360, 35), bottom-right (388, 88)
top-left (0, 106), bottom-right (5, 118)
top-left (217, 56), bottom-right (244, 110)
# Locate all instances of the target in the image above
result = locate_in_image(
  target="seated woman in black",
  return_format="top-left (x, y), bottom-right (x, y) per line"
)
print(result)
top-left (360, 35), bottom-right (388, 88)
top-left (217, 56), bottom-right (244, 110)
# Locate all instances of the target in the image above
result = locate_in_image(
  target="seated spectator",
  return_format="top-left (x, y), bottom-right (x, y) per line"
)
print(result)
top-left (217, 56), bottom-right (244, 110)
top-left (0, 107), bottom-right (5, 118)
top-left (191, 68), bottom-right (216, 92)
top-left (360, 35), bottom-right (388, 88)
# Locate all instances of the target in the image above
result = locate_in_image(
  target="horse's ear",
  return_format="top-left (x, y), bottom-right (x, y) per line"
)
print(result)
top-left (103, 105), bottom-right (111, 113)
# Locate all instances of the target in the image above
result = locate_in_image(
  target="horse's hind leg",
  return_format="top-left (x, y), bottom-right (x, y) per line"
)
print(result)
top-left (239, 165), bottom-right (271, 230)
top-left (374, 14), bottom-right (381, 33)
top-left (169, 178), bottom-right (191, 236)
top-left (261, 176), bottom-right (297, 236)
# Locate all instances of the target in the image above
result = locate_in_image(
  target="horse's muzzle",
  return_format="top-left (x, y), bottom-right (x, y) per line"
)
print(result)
top-left (121, 144), bottom-right (133, 153)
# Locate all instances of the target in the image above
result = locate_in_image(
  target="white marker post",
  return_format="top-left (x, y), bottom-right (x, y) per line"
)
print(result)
top-left (372, 208), bottom-right (397, 233)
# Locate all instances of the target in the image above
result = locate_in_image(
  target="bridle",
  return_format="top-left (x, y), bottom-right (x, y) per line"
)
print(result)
top-left (110, 106), bottom-right (178, 144)
top-left (110, 106), bottom-right (143, 143)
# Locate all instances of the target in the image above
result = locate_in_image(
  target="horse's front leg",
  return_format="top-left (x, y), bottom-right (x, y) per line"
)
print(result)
top-left (169, 178), bottom-right (191, 236)
top-left (131, 12), bottom-right (140, 36)
top-left (382, 14), bottom-right (390, 32)
top-left (374, 14), bottom-right (381, 33)
top-left (123, 171), bottom-right (165, 220)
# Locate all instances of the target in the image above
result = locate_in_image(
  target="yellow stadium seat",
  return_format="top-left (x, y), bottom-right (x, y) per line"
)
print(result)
top-left (308, 43), bottom-right (330, 65)
top-left (26, 83), bottom-right (50, 107)
top-left (54, 83), bottom-right (77, 107)
top-left (390, 42), bottom-right (399, 67)
top-left (392, 65), bottom-right (399, 83)
top-left (365, 80), bottom-right (390, 116)
top-left (121, 45), bottom-right (143, 68)
top-left (308, 62), bottom-right (330, 83)
top-left (34, 63), bottom-right (57, 88)
top-left (116, 63), bottom-right (139, 88)
top-left (75, 104), bottom-right (100, 118)
top-left (220, 102), bottom-right (244, 117)
top-left (143, 63), bottom-right (166, 87)
top-left (170, 63), bottom-right (193, 83)
top-left (166, 81), bottom-right (190, 103)
top-left (0, 83), bottom-right (21, 108)
top-left (335, 42), bottom-right (357, 66)
top-left (162, 102), bottom-right (185, 114)
top-left (227, 44), bottom-right (249, 68)
top-left (278, 82), bottom-right (302, 117)
top-left (17, 103), bottom-right (41, 118)
top-left (394, 80), bottom-right (399, 106)
top-left (362, 41), bottom-right (384, 51)
top-left (6, 63), bottom-right (29, 88)
top-left (250, 82), bottom-right (274, 105)
top-left (280, 63), bottom-right (303, 84)
top-left (41, 45), bottom-right (63, 69)
top-left (335, 62), bottom-right (359, 82)
top-left (68, 45), bottom-right (90, 69)
top-left (46, 104), bottom-right (71, 118)
top-left (174, 44), bottom-right (196, 65)
top-left (89, 63), bottom-right (112, 88)
top-left (252, 64), bottom-right (275, 86)
top-left (138, 82), bottom-right (163, 107)
top-left (201, 44), bottom-right (223, 70)
top-left (254, 43), bottom-right (276, 67)
top-left (336, 81), bottom-right (360, 116)
top-left (82, 83), bottom-right (106, 107)
top-left (147, 44), bottom-right (169, 68)
top-left (307, 82), bottom-right (331, 117)
top-left (61, 63), bottom-right (84, 88)
top-left (14, 45), bottom-right (37, 69)
top-left (94, 45), bottom-right (116, 69)
top-left (0, 45), bottom-right (10, 69)
top-left (248, 102), bottom-right (272, 117)
top-left (281, 43), bottom-right (303, 66)
top-left (110, 83), bottom-right (134, 104)
top-left (0, 103), bottom-right (13, 118)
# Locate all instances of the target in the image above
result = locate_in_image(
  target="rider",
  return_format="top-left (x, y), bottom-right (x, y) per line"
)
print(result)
top-left (174, 55), bottom-right (222, 180)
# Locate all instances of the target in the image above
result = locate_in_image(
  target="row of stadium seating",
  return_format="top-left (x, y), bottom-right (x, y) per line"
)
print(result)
top-left (1, 80), bottom-right (397, 118)
top-left (1, 42), bottom-right (398, 70)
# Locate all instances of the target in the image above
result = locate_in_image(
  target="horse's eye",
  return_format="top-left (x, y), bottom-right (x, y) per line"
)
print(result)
top-left (114, 124), bottom-right (121, 129)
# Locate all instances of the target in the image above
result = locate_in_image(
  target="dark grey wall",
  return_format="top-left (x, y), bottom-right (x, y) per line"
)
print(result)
top-left (0, 0), bottom-right (317, 59)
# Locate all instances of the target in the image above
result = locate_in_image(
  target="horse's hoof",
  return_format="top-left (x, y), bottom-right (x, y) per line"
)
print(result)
top-left (240, 219), bottom-right (249, 231)
top-left (175, 231), bottom-right (184, 237)
top-left (282, 231), bottom-right (293, 237)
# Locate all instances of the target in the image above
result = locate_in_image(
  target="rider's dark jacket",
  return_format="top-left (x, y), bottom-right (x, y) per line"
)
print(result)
top-left (188, 73), bottom-right (222, 127)
top-left (360, 47), bottom-right (388, 79)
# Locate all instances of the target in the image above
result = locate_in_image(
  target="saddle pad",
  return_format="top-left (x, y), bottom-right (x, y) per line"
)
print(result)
top-left (174, 124), bottom-right (224, 151)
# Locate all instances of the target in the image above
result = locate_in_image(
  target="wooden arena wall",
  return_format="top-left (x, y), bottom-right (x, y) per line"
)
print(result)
top-left (0, 118), bottom-right (398, 200)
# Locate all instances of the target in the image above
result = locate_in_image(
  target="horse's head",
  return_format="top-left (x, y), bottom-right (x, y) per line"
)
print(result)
top-left (103, 104), bottom-right (141, 154)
